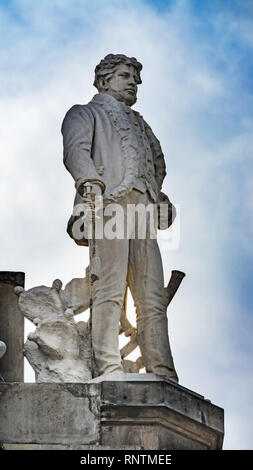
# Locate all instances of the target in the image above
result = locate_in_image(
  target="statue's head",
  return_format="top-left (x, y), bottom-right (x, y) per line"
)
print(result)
top-left (94, 54), bottom-right (142, 106)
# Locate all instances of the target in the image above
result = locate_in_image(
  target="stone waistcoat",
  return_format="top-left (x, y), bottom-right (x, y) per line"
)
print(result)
top-left (120, 102), bottom-right (157, 198)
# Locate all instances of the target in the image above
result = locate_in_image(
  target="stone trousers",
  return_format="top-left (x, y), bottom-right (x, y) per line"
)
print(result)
top-left (91, 190), bottom-right (178, 381)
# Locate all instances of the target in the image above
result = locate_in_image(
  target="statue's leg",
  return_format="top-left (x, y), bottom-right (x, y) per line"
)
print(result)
top-left (92, 237), bottom-right (128, 376)
top-left (128, 238), bottom-right (178, 382)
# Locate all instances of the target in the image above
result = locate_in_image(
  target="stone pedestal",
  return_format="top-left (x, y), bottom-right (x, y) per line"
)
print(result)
top-left (0, 272), bottom-right (25, 382)
top-left (0, 374), bottom-right (224, 450)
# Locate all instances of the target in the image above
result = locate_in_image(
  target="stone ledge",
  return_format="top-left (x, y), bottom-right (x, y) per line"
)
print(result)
top-left (0, 377), bottom-right (224, 450)
top-left (2, 443), bottom-right (142, 450)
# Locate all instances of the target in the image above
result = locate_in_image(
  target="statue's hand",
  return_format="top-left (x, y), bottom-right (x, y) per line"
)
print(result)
top-left (157, 191), bottom-right (176, 230)
top-left (83, 182), bottom-right (102, 197)
top-left (78, 183), bottom-right (103, 237)
top-left (78, 182), bottom-right (102, 205)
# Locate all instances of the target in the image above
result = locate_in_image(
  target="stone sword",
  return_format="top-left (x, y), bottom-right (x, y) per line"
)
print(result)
top-left (83, 183), bottom-right (100, 372)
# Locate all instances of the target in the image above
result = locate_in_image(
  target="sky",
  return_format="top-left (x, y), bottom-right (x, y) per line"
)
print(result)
top-left (0, 0), bottom-right (253, 450)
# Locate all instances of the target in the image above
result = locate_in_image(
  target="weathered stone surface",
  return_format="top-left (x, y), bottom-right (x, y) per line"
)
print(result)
top-left (62, 273), bottom-right (90, 315)
top-left (0, 376), bottom-right (224, 449)
top-left (0, 272), bottom-right (25, 382)
top-left (99, 377), bottom-right (224, 450)
top-left (0, 383), bottom-right (100, 445)
top-left (2, 443), bottom-right (142, 450)
top-left (15, 281), bottom-right (92, 382)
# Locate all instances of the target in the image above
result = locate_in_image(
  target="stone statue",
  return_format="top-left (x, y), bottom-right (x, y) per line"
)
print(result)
top-left (62, 54), bottom-right (183, 381)
top-left (14, 279), bottom-right (92, 382)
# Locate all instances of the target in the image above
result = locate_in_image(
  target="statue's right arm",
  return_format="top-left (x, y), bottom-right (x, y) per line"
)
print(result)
top-left (61, 105), bottom-right (105, 194)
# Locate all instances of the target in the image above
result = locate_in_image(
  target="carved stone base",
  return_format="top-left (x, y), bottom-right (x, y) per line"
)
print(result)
top-left (0, 374), bottom-right (224, 450)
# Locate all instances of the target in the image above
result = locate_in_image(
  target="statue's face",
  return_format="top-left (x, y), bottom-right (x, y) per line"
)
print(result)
top-left (105, 63), bottom-right (138, 106)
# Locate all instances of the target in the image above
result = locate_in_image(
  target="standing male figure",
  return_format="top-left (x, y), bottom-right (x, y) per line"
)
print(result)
top-left (62, 54), bottom-right (178, 382)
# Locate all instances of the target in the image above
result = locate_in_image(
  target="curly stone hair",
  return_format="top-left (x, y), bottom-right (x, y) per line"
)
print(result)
top-left (94, 54), bottom-right (142, 91)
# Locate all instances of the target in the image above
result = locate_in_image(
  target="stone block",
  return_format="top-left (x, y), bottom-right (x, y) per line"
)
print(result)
top-left (0, 375), bottom-right (224, 450)
top-left (0, 383), bottom-right (100, 445)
